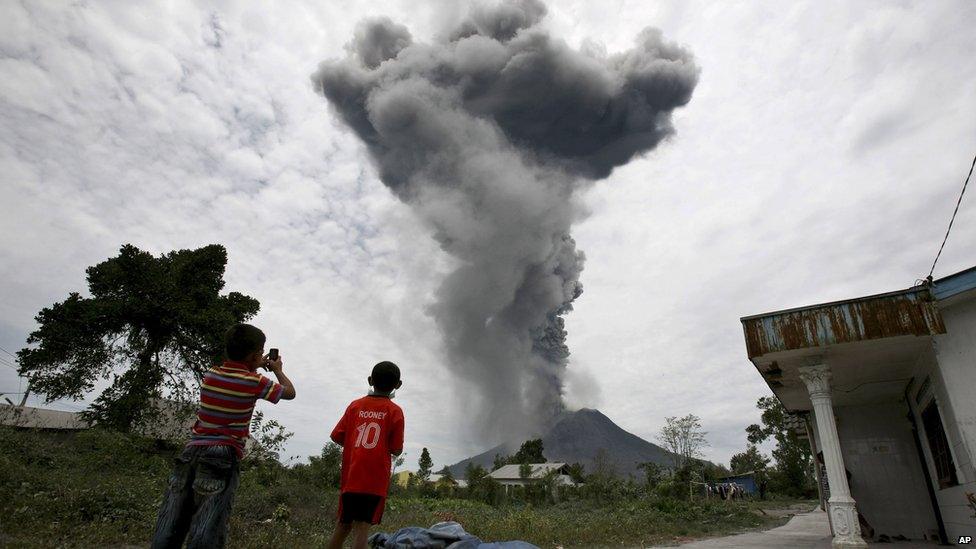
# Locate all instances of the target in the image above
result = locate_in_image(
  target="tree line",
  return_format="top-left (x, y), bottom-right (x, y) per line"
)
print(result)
top-left (12, 243), bottom-right (814, 503)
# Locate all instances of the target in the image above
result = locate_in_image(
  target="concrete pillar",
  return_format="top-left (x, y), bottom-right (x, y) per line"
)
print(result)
top-left (799, 364), bottom-right (867, 549)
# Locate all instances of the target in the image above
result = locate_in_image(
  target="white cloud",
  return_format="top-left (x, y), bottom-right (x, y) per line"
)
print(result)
top-left (2, 0), bottom-right (975, 470)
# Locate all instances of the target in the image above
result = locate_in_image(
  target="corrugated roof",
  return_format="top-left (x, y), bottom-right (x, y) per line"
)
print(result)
top-left (932, 265), bottom-right (976, 300)
top-left (739, 264), bottom-right (976, 360)
top-left (489, 462), bottom-right (567, 480)
top-left (740, 288), bottom-right (945, 359)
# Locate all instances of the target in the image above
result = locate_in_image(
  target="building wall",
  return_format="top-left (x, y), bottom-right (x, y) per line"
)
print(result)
top-left (916, 296), bottom-right (976, 540)
top-left (0, 405), bottom-right (89, 430)
top-left (830, 401), bottom-right (938, 540)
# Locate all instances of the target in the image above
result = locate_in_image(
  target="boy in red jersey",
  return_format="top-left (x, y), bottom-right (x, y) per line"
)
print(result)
top-left (151, 324), bottom-right (296, 549)
top-left (327, 361), bottom-right (404, 549)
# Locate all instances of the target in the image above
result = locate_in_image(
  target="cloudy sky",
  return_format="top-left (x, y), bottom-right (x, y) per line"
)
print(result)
top-left (2, 0), bottom-right (974, 470)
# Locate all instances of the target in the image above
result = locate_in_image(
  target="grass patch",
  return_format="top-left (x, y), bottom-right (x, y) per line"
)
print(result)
top-left (0, 427), bottom-right (806, 548)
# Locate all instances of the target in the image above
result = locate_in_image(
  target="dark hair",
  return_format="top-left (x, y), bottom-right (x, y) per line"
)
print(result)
top-left (224, 323), bottom-right (266, 361)
top-left (371, 361), bottom-right (401, 392)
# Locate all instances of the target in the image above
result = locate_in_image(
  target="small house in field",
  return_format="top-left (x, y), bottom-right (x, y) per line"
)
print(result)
top-left (393, 470), bottom-right (459, 489)
top-left (428, 473), bottom-right (459, 488)
top-left (0, 398), bottom-right (195, 443)
top-left (741, 265), bottom-right (976, 546)
top-left (0, 404), bottom-right (89, 431)
top-left (393, 470), bottom-right (414, 488)
top-left (488, 462), bottom-right (577, 490)
top-left (716, 472), bottom-right (758, 494)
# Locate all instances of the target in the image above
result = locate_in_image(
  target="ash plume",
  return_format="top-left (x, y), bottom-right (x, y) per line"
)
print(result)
top-left (312, 0), bottom-right (698, 439)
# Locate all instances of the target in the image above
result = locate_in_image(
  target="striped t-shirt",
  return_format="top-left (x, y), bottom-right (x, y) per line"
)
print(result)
top-left (187, 360), bottom-right (284, 457)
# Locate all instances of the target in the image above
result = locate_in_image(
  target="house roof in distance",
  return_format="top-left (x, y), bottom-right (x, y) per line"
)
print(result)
top-left (490, 463), bottom-right (569, 480)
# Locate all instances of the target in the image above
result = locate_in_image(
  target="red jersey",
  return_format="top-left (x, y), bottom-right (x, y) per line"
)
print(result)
top-left (331, 395), bottom-right (405, 496)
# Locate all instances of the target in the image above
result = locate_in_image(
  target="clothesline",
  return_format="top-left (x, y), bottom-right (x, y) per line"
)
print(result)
top-left (698, 481), bottom-right (747, 501)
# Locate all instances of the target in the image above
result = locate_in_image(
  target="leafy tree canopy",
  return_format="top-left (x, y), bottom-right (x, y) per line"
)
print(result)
top-left (465, 462), bottom-right (488, 483)
top-left (746, 396), bottom-right (813, 496)
top-left (729, 445), bottom-right (770, 476)
top-left (638, 461), bottom-right (666, 488)
top-left (17, 244), bottom-right (259, 431)
top-left (439, 466), bottom-right (455, 483)
top-left (510, 438), bottom-right (546, 464)
top-left (658, 414), bottom-right (709, 470)
top-left (489, 438), bottom-right (547, 471)
top-left (566, 462), bottom-right (586, 484)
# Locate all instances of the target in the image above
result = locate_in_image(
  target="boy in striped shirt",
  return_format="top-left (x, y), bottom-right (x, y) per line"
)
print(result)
top-left (152, 323), bottom-right (296, 549)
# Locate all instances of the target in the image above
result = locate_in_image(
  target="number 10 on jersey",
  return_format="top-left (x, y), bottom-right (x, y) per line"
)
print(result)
top-left (355, 422), bottom-right (381, 449)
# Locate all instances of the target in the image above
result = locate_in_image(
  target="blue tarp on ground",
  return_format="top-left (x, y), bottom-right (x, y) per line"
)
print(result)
top-left (368, 521), bottom-right (539, 549)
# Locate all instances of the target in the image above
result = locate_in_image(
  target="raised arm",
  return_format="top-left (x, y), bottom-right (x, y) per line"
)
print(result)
top-left (267, 355), bottom-right (296, 400)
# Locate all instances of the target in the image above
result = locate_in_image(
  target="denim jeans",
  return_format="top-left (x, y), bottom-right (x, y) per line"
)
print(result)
top-left (151, 445), bottom-right (240, 549)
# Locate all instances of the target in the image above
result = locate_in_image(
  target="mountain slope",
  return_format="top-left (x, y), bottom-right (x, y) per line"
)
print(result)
top-left (447, 408), bottom-right (676, 479)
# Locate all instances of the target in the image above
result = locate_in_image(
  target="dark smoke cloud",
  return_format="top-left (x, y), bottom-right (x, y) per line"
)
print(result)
top-left (312, 0), bottom-right (698, 439)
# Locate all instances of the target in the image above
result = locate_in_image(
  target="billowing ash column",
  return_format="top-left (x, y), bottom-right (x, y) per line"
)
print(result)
top-left (313, 0), bottom-right (698, 439)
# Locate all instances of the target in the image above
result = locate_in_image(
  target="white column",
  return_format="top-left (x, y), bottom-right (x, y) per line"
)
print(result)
top-left (799, 364), bottom-right (867, 549)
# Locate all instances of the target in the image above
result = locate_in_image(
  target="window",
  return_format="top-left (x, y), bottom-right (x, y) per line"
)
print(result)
top-left (921, 401), bottom-right (958, 489)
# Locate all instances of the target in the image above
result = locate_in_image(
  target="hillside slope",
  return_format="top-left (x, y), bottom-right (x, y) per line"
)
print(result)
top-left (448, 408), bottom-right (676, 478)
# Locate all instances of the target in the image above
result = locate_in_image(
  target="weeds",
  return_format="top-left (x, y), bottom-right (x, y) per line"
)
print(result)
top-left (0, 427), bottom-right (801, 548)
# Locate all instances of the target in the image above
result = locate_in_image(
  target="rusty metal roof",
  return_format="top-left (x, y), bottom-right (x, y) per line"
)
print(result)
top-left (741, 288), bottom-right (945, 359)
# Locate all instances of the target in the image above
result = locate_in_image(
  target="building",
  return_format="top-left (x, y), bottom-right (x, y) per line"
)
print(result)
top-left (716, 472), bottom-right (759, 495)
top-left (393, 470), bottom-right (460, 489)
top-left (392, 470), bottom-right (414, 488)
top-left (0, 398), bottom-right (197, 443)
top-left (741, 266), bottom-right (976, 547)
top-left (0, 404), bottom-right (90, 431)
top-left (488, 462), bottom-right (577, 490)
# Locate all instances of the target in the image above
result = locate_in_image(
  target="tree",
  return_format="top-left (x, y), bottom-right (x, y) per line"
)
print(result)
top-left (489, 439), bottom-right (547, 472)
top-left (729, 444), bottom-right (770, 475)
top-left (246, 410), bottom-right (294, 465)
top-left (658, 414), bottom-right (709, 471)
top-left (730, 444), bottom-right (770, 498)
top-left (700, 460), bottom-right (732, 481)
top-left (510, 438), bottom-right (546, 464)
top-left (17, 244), bottom-right (259, 430)
top-left (566, 462), bottom-right (586, 484)
top-left (465, 462), bottom-right (487, 484)
top-left (388, 453), bottom-right (408, 495)
top-left (538, 468), bottom-right (562, 504)
top-left (464, 463), bottom-right (503, 505)
top-left (464, 462), bottom-right (489, 500)
top-left (392, 452), bottom-right (406, 474)
top-left (417, 447), bottom-right (433, 482)
top-left (439, 466), bottom-right (455, 484)
top-left (638, 461), bottom-right (666, 490)
top-left (581, 449), bottom-right (625, 503)
top-left (746, 396), bottom-right (813, 497)
top-left (297, 442), bottom-right (343, 490)
top-left (243, 411), bottom-right (294, 485)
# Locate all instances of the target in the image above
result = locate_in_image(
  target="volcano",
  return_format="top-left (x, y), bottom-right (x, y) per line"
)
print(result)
top-left (447, 408), bottom-right (676, 479)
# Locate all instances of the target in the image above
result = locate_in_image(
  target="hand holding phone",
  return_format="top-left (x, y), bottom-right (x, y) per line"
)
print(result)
top-left (264, 348), bottom-right (281, 372)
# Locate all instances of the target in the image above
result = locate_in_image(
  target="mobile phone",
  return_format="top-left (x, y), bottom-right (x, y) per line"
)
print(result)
top-left (268, 348), bottom-right (279, 360)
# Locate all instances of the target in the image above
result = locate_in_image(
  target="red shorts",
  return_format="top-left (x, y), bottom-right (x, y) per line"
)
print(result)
top-left (337, 492), bottom-right (386, 525)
